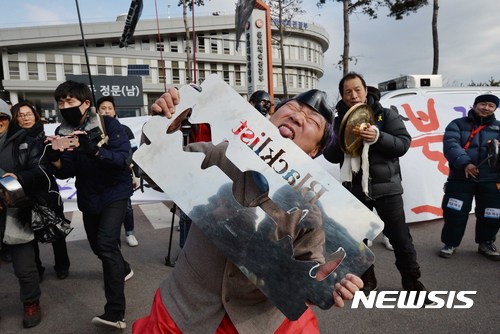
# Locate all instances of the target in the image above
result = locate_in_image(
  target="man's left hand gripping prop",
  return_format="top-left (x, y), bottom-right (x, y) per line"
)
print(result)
top-left (134, 75), bottom-right (384, 320)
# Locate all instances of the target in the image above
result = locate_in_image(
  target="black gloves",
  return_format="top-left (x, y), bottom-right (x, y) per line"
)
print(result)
top-left (46, 146), bottom-right (63, 162)
top-left (77, 134), bottom-right (100, 158)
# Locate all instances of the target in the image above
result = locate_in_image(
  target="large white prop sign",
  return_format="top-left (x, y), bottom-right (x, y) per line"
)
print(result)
top-left (134, 74), bottom-right (384, 319)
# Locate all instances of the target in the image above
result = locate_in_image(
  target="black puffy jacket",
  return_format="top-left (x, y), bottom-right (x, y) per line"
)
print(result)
top-left (0, 122), bottom-right (50, 240)
top-left (54, 116), bottom-right (133, 214)
top-left (322, 98), bottom-right (411, 199)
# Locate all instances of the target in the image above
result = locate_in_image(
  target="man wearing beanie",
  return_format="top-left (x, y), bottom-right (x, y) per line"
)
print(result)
top-left (440, 93), bottom-right (500, 261)
top-left (0, 100), bottom-right (12, 148)
top-left (0, 100), bottom-right (12, 119)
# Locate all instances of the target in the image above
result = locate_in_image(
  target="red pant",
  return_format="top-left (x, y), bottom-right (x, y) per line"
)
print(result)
top-left (133, 289), bottom-right (319, 334)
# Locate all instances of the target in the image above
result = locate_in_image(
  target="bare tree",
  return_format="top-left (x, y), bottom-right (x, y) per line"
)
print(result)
top-left (317, 1), bottom-right (384, 76)
top-left (177, 0), bottom-right (209, 83)
top-left (384, 0), bottom-right (439, 74)
top-left (266, 0), bottom-right (305, 99)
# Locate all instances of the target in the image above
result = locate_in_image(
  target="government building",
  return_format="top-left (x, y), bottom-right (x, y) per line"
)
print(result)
top-left (0, 13), bottom-right (329, 119)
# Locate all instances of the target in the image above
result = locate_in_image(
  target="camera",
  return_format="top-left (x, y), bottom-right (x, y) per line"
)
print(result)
top-left (0, 168), bottom-right (27, 207)
top-left (50, 136), bottom-right (80, 151)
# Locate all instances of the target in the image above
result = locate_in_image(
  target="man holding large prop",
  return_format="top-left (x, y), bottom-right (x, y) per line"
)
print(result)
top-left (133, 79), bottom-right (372, 333)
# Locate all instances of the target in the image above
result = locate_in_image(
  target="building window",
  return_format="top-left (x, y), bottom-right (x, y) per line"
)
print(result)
top-left (8, 61), bottom-right (20, 80)
top-left (28, 62), bottom-right (38, 80)
top-left (170, 37), bottom-right (178, 53)
top-left (98, 65), bottom-right (106, 75)
top-left (197, 34), bottom-right (205, 53)
top-left (290, 45), bottom-right (299, 60)
top-left (223, 32), bottom-right (230, 55)
top-left (284, 45), bottom-right (290, 60)
top-left (46, 63), bottom-right (57, 80)
top-left (172, 61), bottom-right (180, 84)
top-left (235, 65), bottom-right (242, 86)
top-left (64, 63), bottom-right (73, 75)
top-left (210, 33), bottom-right (218, 54)
top-left (197, 62), bottom-right (205, 84)
top-left (223, 64), bottom-right (230, 84)
top-left (156, 38), bottom-right (164, 51)
top-left (287, 73), bottom-right (294, 88)
top-left (210, 63), bottom-right (218, 74)
top-left (141, 39), bottom-right (150, 51)
top-left (8, 52), bottom-right (18, 61)
top-left (81, 64), bottom-right (88, 74)
top-left (158, 60), bottom-right (167, 83)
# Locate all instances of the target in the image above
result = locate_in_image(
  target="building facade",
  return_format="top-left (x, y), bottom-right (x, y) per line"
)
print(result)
top-left (0, 14), bottom-right (329, 119)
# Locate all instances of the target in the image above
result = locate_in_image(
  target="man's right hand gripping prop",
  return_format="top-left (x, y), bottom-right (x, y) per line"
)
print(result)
top-left (134, 75), bottom-right (384, 320)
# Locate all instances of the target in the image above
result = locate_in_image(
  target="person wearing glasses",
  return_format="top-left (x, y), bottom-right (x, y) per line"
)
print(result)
top-left (0, 100), bottom-right (48, 328)
top-left (12, 102), bottom-right (71, 280)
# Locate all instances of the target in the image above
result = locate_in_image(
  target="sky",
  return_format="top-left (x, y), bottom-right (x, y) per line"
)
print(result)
top-left (1, 0), bottom-right (499, 98)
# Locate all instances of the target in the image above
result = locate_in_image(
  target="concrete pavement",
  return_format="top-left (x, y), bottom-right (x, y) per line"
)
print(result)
top-left (0, 201), bottom-right (498, 333)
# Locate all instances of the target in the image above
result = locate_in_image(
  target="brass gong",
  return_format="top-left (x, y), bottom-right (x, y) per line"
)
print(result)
top-left (338, 103), bottom-right (375, 157)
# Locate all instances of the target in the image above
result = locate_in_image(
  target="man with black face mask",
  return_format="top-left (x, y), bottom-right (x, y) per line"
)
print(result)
top-left (46, 80), bottom-right (134, 329)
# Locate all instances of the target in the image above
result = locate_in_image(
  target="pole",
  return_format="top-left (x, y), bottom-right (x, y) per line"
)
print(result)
top-left (164, 119), bottom-right (192, 267)
top-left (164, 203), bottom-right (177, 267)
top-left (191, 1), bottom-right (197, 84)
top-left (155, 0), bottom-right (167, 92)
top-left (74, 0), bottom-right (97, 107)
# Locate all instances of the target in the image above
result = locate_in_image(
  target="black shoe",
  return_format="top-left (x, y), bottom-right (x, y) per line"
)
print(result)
top-left (360, 264), bottom-right (378, 295)
top-left (402, 278), bottom-right (436, 306)
top-left (23, 300), bottom-right (42, 328)
top-left (56, 269), bottom-right (69, 280)
top-left (91, 313), bottom-right (126, 329)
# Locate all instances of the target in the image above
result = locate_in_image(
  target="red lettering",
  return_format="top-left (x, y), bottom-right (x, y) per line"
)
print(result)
top-left (411, 135), bottom-right (448, 176)
top-left (232, 120), bottom-right (248, 135)
top-left (402, 98), bottom-right (440, 132)
top-left (240, 129), bottom-right (256, 144)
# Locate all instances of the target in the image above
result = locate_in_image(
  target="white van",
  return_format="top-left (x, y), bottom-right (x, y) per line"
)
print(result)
top-left (379, 87), bottom-right (500, 223)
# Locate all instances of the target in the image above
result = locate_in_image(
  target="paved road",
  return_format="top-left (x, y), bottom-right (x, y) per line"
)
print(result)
top-left (0, 202), bottom-right (498, 333)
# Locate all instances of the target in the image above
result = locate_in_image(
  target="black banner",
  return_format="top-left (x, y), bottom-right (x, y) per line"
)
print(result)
top-left (67, 75), bottom-right (143, 107)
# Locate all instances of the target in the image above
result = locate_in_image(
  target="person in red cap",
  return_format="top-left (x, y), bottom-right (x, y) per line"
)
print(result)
top-left (440, 93), bottom-right (500, 261)
top-left (133, 87), bottom-right (363, 334)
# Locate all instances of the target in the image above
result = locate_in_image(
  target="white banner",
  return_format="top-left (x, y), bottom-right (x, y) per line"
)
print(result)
top-left (380, 88), bottom-right (500, 222)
